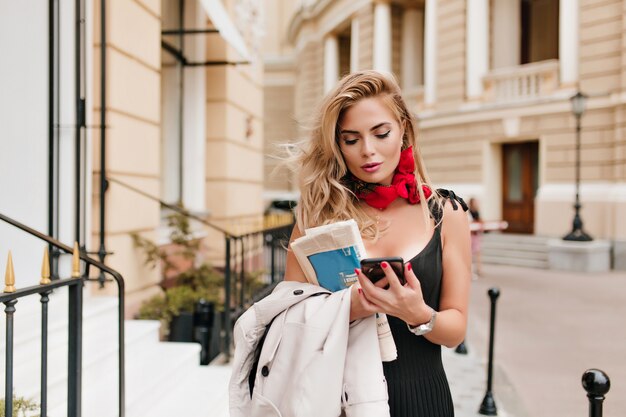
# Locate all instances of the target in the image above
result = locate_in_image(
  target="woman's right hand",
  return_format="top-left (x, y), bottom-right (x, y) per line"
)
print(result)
top-left (349, 275), bottom-right (386, 321)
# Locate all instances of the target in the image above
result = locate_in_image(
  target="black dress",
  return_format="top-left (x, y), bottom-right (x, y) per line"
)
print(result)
top-left (383, 193), bottom-right (464, 417)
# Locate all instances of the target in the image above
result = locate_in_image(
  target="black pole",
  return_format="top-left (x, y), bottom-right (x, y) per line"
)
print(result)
top-left (177, 0), bottom-right (185, 203)
top-left (240, 238), bottom-right (245, 308)
top-left (40, 291), bottom-right (52, 417)
top-left (269, 233), bottom-right (276, 283)
top-left (48, 0), bottom-right (55, 254)
top-left (224, 237), bottom-right (232, 358)
top-left (564, 98), bottom-right (592, 241)
top-left (479, 287), bottom-right (500, 415)
top-left (50, 0), bottom-right (61, 280)
top-left (67, 281), bottom-right (83, 417)
top-left (98, 0), bottom-right (108, 287)
top-left (582, 369), bottom-right (610, 417)
top-left (4, 300), bottom-right (18, 417)
top-left (75, 0), bottom-right (86, 247)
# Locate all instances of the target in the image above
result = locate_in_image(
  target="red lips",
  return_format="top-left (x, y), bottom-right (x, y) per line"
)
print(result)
top-left (361, 162), bottom-right (381, 169)
top-left (361, 162), bottom-right (382, 173)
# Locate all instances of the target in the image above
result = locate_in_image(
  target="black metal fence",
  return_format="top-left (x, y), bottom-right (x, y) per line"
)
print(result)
top-left (0, 213), bottom-right (125, 417)
top-left (222, 222), bottom-right (292, 356)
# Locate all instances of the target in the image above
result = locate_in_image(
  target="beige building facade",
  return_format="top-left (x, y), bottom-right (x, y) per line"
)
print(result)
top-left (0, 0), bottom-right (266, 316)
top-left (95, 0), bottom-right (267, 314)
top-left (264, 0), bottom-right (626, 269)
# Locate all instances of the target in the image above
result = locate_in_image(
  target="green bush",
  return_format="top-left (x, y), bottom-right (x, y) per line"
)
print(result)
top-left (0, 396), bottom-right (39, 417)
top-left (133, 212), bottom-right (264, 334)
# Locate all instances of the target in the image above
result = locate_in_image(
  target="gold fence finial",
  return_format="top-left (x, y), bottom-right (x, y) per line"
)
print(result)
top-left (41, 247), bottom-right (51, 285)
top-left (71, 242), bottom-right (81, 278)
top-left (4, 251), bottom-right (16, 293)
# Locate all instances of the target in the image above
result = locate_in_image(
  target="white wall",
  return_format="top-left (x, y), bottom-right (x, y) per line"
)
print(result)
top-left (0, 2), bottom-right (79, 287)
top-left (0, 3), bottom-right (52, 287)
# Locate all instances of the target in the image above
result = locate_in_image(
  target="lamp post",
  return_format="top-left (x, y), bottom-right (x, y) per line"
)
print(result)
top-left (563, 91), bottom-right (593, 242)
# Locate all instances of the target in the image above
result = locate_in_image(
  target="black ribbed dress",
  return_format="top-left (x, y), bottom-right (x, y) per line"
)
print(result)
top-left (382, 215), bottom-right (454, 417)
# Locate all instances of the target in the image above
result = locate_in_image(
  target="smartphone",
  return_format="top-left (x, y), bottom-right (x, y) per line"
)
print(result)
top-left (360, 257), bottom-right (406, 286)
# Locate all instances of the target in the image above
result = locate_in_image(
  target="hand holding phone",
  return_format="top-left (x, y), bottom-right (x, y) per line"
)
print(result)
top-left (360, 257), bottom-right (406, 286)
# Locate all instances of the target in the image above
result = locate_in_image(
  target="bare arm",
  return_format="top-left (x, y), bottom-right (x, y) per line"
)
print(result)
top-left (283, 224), bottom-right (308, 283)
top-left (423, 201), bottom-right (471, 347)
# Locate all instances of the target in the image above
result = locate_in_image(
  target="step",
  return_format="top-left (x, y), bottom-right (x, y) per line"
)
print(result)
top-left (8, 319), bottom-right (160, 411)
top-left (2, 295), bottom-right (122, 398)
top-left (481, 240), bottom-right (549, 253)
top-left (47, 338), bottom-right (202, 417)
top-left (482, 248), bottom-right (548, 261)
top-left (482, 233), bottom-right (550, 245)
top-left (143, 362), bottom-right (232, 417)
top-left (0, 292), bottom-right (119, 354)
top-left (482, 255), bottom-right (549, 269)
top-left (44, 320), bottom-right (162, 413)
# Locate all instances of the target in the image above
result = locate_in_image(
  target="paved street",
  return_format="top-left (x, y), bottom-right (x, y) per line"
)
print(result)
top-left (464, 264), bottom-right (626, 417)
top-left (208, 264), bottom-right (625, 417)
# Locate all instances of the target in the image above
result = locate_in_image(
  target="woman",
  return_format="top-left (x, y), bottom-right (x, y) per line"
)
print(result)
top-left (284, 70), bottom-right (471, 417)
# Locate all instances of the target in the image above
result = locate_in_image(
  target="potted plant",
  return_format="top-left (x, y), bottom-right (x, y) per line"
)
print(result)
top-left (132, 212), bottom-right (222, 340)
top-left (132, 211), bottom-right (264, 358)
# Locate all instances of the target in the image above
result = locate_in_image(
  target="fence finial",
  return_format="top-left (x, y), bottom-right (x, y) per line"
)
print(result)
top-left (71, 242), bottom-right (81, 278)
top-left (4, 251), bottom-right (16, 293)
top-left (41, 247), bottom-right (51, 285)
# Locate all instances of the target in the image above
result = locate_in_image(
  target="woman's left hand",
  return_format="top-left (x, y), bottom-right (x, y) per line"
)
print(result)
top-left (356, 262), bottom-right (433, 326)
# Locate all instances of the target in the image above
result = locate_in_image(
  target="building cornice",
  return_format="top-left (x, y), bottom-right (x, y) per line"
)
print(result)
top-left (418, 90), bottom-right (623, 129)
top-left (288, 0), bottom-right (385, 46)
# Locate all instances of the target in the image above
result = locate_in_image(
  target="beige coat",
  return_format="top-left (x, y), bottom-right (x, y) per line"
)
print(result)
top-left (229, 281), bottom-right (390, 417)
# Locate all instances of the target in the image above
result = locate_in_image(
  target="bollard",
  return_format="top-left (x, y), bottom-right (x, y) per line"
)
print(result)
top-left (582, 369), bottom-right (610, 417)
top-left (455, 339), bottom-right (468, 355)
top-left (479, 287), bottom-right (500, 416)
top-left (193, 299), bottom-right (215, 365)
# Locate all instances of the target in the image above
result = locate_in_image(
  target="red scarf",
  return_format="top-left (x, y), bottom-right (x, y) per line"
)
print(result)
top-left (345, 146), bottom-right (432, 210)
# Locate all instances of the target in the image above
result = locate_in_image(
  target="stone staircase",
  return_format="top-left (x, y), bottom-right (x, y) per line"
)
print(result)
top-left (481, 233), bottom-right (550, 269)
top-left (1, 290), bottom-right (230, 417)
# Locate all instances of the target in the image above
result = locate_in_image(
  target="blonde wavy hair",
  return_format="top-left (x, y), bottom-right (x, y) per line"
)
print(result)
top-left (292, 70), bottom-right (442, 240)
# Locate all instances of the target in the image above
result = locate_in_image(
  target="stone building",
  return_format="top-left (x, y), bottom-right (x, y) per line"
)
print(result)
top-left (263, 0), bottom-right (626, 270)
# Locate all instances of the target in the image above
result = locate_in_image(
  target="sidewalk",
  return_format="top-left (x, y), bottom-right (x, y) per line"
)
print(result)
top-left (207, 341), bottom-right (525, 417)
top-left (443, 344), bottom-right (527, 417)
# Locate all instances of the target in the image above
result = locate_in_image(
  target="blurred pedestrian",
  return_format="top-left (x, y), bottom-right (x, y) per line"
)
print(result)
top-left (468, 197), bottom-right (483, 278)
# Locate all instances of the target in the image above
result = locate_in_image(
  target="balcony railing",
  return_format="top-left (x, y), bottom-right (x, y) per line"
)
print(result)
top-left (483, 59), bottom-right (559, 103)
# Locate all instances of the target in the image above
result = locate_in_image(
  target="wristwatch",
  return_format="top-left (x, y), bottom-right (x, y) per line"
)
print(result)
top-left (407, 308), bottom-right (437, 336)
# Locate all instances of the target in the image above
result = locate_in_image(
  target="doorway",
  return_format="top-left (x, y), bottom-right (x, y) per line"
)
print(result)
top-left (502, 141), bottom-right (539, 234)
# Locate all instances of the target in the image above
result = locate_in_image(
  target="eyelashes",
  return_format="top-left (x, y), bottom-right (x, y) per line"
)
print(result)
top-left (342, 131), bottom-right (391, 145)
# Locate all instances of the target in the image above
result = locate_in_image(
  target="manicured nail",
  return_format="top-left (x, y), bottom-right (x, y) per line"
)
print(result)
top-left (358, 288), bottom-right (363, 295)
top-left (407, 263), bottom-right (412, 271)
top-left (381, 261), bottom-right (388, 269)
top-left (354, 268), bottom-right (360, 275)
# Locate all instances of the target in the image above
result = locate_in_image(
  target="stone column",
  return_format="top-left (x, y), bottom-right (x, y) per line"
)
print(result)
top-left (401, 7), bottom-right (424, 89)
top-left (559, 0), bottom-right (579, 86)
top-left (324, 34), bottom-right (339, 93)
top-left (350, 18), bottom-right (360, 73)
top-left (492, 0), bottom-right (520, 69)
top-left (424, 0), bottom-right (437, 105)
top-left (373, 1), bottom-right (392, 72)
top-left (466, 0), bottom-right (489, 98)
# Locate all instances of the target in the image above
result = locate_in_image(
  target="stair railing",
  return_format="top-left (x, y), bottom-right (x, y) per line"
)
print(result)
top-left (0, 212), bottom-right (125, 417)
top-left (106, 177), bottom-right (294, 359)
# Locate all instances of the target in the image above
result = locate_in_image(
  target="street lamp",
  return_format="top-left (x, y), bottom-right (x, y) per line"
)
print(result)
top-left (563, 91), bottom-right (593, 241)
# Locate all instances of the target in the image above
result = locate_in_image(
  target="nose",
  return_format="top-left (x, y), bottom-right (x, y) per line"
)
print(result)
top-left (360, 137), bottom-right (375, 157)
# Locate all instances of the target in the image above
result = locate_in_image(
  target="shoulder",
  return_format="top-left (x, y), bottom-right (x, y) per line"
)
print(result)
top-left (435, 189), bottom-right (468, 213)
top-left (430, 189), bottom-right (470, 242)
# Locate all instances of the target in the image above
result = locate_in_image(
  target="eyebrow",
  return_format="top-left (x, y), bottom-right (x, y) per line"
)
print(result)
top-left (339, 122), bottom-right (391, 135)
